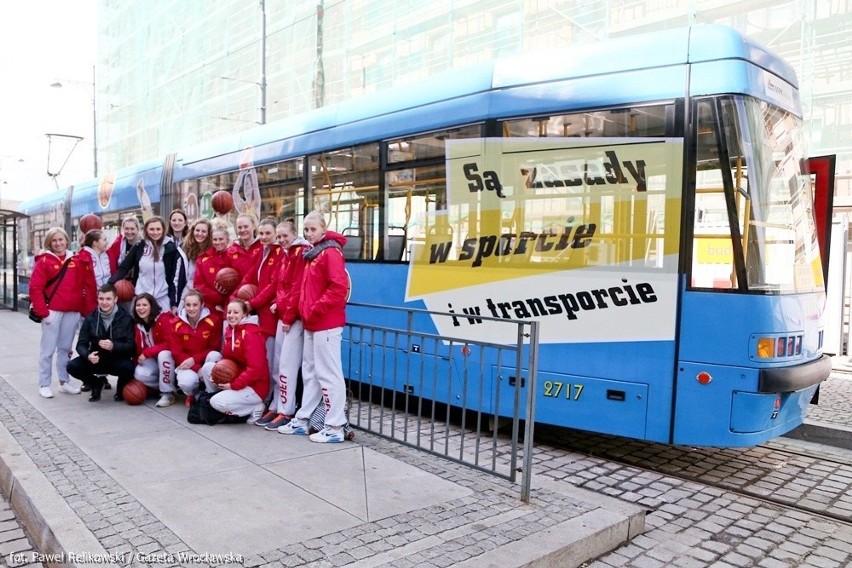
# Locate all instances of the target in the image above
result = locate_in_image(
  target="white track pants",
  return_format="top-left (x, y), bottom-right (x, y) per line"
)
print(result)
top-left (38, 310), bottom-right (81, 387)
top-left (134, 351), bottom-right (177, 393)
top-left (294, 327), bottom-right (346, 428)
top-left (178, 351), bottom-right (221, 396)
top-left (210, 387), bottom-right (263, 417)
top-left (271, 320), bottom-right (303, 416)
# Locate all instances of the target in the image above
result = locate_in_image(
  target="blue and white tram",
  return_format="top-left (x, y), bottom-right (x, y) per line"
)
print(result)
top-left (19, 24), bottom-right (830, 447)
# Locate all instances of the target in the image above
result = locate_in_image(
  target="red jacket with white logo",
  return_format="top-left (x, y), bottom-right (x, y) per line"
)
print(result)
top-left (235, 244), bottom-right (282, 337)
top-left (221, 317), bottom-right (269, 400)
top-left (168, 308), bottom-right (222, 371)
top-left (299, 231), bottom-right (348, 332)
top-left (134, 312), bottom-right (174, 364)
top-left (193, 247), bottom-right (230, 312)
top-left (273, 239), bottom-right (310, 327)
top-left (226, 239), bottom-right (262, 280)
top-left (29, 251), bottom-right (86, 318)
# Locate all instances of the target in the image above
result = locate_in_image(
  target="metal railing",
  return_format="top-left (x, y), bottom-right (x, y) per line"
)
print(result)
top-left (343, 302), bottom-right (539, 502)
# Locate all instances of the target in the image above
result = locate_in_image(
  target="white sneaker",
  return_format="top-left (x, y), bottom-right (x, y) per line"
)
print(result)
top-left (246, 402), bottom-right (266, 425)
top-left (155, 393), bottom-right (175, 408)
top-left (58, 382), bottom-right (81, 395)
top-left (309, 427), bottom-right (345, 444)
top-left (39, 387), bottom-right (54, 398)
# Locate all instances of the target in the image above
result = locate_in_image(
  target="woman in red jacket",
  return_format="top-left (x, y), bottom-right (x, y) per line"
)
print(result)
top-left (167, 289), bottom-right (222, 406)
top-left (30, 227), bottom-right (86, 398)
top-left (255, 218), bottom-right (310, 430)
top-left (78, 229), bottom-right (112, 315)
top-left (131, 293), bottom-right (177, 407)
top-left (106, 215), bottom-right (142, 275)
top-left (193, 227), bottom-right (231, 313)
top-left (234, 217), bottom-right (282, 379)
top-left (277, 211), bottom-right (349, 443)
top-left (200, 298), bottom-right (268, 422)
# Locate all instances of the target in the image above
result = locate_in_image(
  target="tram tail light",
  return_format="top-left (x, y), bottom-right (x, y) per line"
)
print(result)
top-left (756, 338), bottom-right (775, 359)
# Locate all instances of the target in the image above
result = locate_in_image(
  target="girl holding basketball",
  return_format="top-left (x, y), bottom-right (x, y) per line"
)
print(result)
top-left (167, 289), bottom-right (222, 406)
top-left (255, 218), bottom-right (310, 430)
top-left (193, 227), bottom-right (231, 312)
top-left (131, 293), bottom-right (178, 407)
top-left (233, 217), bottom-right (282, 380)
top-left (277, 211), bottom-right (349, 443)
top-left (200, 298), bottom-right (268, 422)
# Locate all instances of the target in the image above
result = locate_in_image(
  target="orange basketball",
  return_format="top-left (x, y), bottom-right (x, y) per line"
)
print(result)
top-left (79, 213), bottom-right (103, 234)
top-left (123, 379), bottom-right (149, 405)
top-left (211, 359), bottom-right (240, 385)
top-left (212, 191), bottom-right (234, 215)
top-left (215, 267), bottom-right (240, 295)
top-left (236, 283), bottom-right (258, 300)
top-left (114, 279), bottom-right (135, 302)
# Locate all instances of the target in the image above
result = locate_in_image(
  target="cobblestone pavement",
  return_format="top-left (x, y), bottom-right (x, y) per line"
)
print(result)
top-left (526, 374), bottom-right (852, 567)
top-left (0, 493), bottom-right (45, 568)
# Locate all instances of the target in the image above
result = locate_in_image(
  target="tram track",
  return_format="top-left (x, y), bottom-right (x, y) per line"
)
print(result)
top-left (531, 425), bottom-right (852, 528)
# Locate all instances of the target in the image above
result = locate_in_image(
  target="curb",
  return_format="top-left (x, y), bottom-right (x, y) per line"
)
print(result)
top-left (0, 420), bottom-right (119, 568)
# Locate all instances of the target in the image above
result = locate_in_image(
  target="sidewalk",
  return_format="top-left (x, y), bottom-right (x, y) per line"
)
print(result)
top-left (0, 309), bottom-right (642, 568)
top-left (783, 360), bottom-right (852, 449)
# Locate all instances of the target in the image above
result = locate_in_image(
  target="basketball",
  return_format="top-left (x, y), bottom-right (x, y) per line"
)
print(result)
top-left (79, 213), bottom-right (103, 234)
top-left (236, 283), bottom-right (258, 300)
top-left (123, 379), bottom-right (149, 405)
top-left (114, 279), bottom-right (135, 302)
top-left (215, 267), bottom-right (240, 295)
top-left (212, 190), bottom-right (234, 215)
top-left (211, 359), bottom-right (240, 385)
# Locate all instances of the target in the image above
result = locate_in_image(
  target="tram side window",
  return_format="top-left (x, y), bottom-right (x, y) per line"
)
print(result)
top-left (173, 158), bottom-right (305, 228)
top-left (384, 126), bottom-right (480, 262)
top-left (308, 144), bottom-right (380, 261)
top-left (502, 105), bottom-right (670, 138)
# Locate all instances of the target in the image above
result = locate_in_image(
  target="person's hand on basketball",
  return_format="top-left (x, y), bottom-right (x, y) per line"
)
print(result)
top-left (219, 382), bottom-right (232, 390)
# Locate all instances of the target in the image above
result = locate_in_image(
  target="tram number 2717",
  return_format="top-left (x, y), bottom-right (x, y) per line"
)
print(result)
top-left (543, 381), bottom-right (584, 400)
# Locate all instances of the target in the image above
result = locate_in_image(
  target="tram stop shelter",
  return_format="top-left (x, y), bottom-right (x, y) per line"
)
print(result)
top-left (0, 208), bottom-right (26, 312)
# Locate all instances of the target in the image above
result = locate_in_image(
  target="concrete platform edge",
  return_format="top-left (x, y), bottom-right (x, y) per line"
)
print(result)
top-left (0, 420), bottom-right (118, 568)
top-left (782, 419), bottom-right (852, 450)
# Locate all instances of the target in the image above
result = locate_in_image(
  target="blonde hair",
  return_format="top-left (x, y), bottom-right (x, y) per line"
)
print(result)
top-left (304, 210), bottom-right (327, 229)
top-left (42, 227), bottom-right (70, 251)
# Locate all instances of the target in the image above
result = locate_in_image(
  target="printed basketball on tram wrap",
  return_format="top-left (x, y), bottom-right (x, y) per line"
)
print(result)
top-left (211, 359), bottom-right (240, 385)
top-left (212, 190), bottom-right (234, 215)
top-left (123, 379), bottom-right (149, 405)
top-left (114, 279), bottom-right (136, 303)
top-left (236, 283), bottom-right (258, 300)
top-left (215, 267), bottom-right (240, 295)
top-left (79, 213), bottom-right (103, 234)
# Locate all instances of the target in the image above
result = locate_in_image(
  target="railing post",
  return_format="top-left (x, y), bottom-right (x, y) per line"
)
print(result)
top-left (520, 321), bottom-right (539, 503)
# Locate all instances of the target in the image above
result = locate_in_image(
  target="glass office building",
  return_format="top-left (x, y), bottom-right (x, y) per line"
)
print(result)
top-left (97, 0), bottom-right (852, 202)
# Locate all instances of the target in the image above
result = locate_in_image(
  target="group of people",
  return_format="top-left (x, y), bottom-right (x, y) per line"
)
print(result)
top-left (28, 209), bottom-right (351, 443)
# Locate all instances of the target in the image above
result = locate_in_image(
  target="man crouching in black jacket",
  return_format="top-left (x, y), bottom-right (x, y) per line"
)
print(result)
top-left (67, 283), bottom-right (136, 402)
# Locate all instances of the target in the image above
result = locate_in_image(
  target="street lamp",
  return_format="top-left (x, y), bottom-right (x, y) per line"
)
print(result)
top-left (50, 65), bottom-right (98, 177)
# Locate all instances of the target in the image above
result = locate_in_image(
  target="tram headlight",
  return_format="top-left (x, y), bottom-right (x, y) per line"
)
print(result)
top-left (756, 337), bottom-right (775, 358)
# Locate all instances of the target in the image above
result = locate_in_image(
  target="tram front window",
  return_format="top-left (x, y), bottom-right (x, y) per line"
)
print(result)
top-left (691, 96), bottom-right (820, 294)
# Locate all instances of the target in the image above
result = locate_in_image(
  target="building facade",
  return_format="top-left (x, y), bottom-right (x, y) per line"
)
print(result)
top-left (96, 0), bottom-right (852, 201)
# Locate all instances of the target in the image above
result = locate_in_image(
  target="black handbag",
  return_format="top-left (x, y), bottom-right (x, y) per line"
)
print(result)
top-left (28, 257), bottom-right (72, 323)
top-left (28, 305), bottom-right (42, 323)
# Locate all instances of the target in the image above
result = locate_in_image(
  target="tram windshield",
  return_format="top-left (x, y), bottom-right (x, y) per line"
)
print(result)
top-left (692, 96), bottom-right (821, 293)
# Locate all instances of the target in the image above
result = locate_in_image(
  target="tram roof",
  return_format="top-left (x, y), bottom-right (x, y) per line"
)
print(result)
top-left (173, 24), bottom-right (798, 180)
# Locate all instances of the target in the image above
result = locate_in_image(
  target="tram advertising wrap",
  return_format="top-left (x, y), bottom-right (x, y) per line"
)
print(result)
top-left (406, 138), bottom-right (683, 345)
